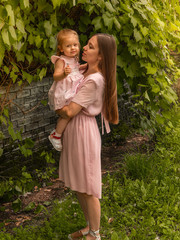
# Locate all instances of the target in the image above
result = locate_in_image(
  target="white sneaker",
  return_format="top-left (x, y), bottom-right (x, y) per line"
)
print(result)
top-left (48, 130), bottom-right (62, 151)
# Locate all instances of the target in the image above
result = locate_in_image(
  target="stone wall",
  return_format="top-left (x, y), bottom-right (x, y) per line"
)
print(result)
top-left (0, 77), bottom-right (57, 175)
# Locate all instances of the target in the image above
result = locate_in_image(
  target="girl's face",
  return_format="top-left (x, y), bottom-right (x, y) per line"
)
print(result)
top-left (59, 35), bottom-right (80, 57)
top-left (82, 36), bottom-right (101, 65)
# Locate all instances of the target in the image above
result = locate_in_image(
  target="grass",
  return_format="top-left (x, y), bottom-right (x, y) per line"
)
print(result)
top-left (0, 122), bottom-right (180, 239)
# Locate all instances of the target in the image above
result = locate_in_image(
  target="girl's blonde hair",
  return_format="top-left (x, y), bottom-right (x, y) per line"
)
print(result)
top-left (56, 29), bottom-right (80, 56)
top-left (96, 33), bottom-right (119, 124)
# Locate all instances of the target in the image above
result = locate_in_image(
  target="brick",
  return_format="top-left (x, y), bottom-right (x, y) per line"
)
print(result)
top-left (30, 86), bottom-right (44, 95)
top-left (17, 89), bottom-right (31, 98)
top-left (10, 112), bottom-right (24, 121)
top-left (25, 122), bottom-right (39, 131)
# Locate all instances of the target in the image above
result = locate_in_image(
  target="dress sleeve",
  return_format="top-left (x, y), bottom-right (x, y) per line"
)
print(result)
top-left (51, 55), bottom-right (61, 64)
top-left (72, 80), bottom-right (97, 108)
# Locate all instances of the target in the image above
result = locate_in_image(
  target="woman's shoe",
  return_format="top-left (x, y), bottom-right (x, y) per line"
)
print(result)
top-left (89, 229), bottom-right (101, 240)
top-left (68, 229), bottom-right (89, 240)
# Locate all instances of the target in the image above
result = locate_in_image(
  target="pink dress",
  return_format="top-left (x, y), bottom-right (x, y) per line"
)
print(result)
top-left (59, 72), bottom-right (110, 199)
top-left (48, 55), bottom-right (84, 111)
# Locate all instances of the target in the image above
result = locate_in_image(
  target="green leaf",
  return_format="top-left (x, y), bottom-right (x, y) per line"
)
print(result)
top-left (22, 71), bottom-right (34, 84)
top-left (49, 36), bottom-right (56, 50)
top-left (35, 35), bottom-right (43, 48)
top-left (51, 0), bottom-right (61, 8)
top-left (41, 100), bottom-right (47, 106)
top-left (102, 13), bottom-right (113, 30)
top-left (134, 28), bottom-right (142, 42)
top-left (111, 231), bottom-right (119, 240)
top-left (24, 138), bottom-right (34, 148)
top-left (0, 19), bottom-right (5, 30)
top-left (23, 202), bottom-right (36, 211)
top-left (44, 21), bottom-right (52, 37)
top-left (12, 198), bottom-right (22, 212)
top-left (113, 17), bottom-right (121, 30)
top-left (3, 108), bottom-right (9, 118)
top-left (26, 54), bottom-right (33, 64)
top-left (10, 70), bottom-right (18, 83)
top-left (16, 51), bottom-right (25, 62)
top-left (140, 26), bottom-right (149, 36)
top-left (145, 63), bottom-right (157, 75)
top-left (130, 15), bottom-right (138, 27)
top-left (0, 36), bottom-right (5, 66)
top-left (34, 204), bottom-right (46, 214)
top-left (92, 16), bottom-right (103, 31)
top-left (22, 171), bottom-right (32, 179)
top-left (105, 2), bottom-right (116, 13)
top-left (2, 28), bottom-right (10, 46)
top-left (16, 19), bottom-right (26, 34)
top-left (15, 185), bottom-right (23, 193)
top-left (144, 91), bottom-right (150, 101)
top-left (0, 116), bottom-right (7, 125)
top-left (151, 84), bottom-right (160, 93)
top-left (23, 0), bottom-right (30, 8)
top-left (9, 26), bottom-right (17, 40)
top-left (4, 65), bottom-right (10, 75)
top-left (5, 5), bottom-right (15, 26)
top-left (156, 114), bottom-right (165, 124)
top-left (39, 67), bottom-right (47, 81)
top-left (8, 124), bottom-right (17, 140)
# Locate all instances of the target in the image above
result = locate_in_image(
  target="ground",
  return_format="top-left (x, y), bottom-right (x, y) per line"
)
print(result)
top-left (0, 134), bottom-right (151, 233)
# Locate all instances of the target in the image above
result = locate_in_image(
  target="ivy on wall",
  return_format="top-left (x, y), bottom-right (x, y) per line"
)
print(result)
top-left (0, 0), bottom-right (180, 152)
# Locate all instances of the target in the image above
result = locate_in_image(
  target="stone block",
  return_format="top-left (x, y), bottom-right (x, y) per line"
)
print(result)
top-left (17, 89), bottom-right (31, 98)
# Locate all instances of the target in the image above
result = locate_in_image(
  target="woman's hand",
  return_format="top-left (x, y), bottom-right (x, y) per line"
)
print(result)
top-left (56, 102), bottom-right (82, 119)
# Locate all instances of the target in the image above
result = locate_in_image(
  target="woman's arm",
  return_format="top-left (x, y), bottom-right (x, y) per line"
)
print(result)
top-left (56, 102), bottom-right (82, 119)
top-left (56, 80), bottom-right (97, 119)
top-left (53, 59), bottom-right (71, 81)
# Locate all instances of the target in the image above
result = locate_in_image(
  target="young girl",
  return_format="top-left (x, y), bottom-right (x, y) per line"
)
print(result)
top-left (48, 29), bottom-right (84, 151)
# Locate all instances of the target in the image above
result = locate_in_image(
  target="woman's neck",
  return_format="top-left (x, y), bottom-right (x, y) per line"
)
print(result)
top-left (83, 64), bottom-right (100, 77)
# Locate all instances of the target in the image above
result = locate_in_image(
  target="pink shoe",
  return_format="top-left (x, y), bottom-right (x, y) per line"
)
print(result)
top-left (48, 130), bottom-right (62, 151)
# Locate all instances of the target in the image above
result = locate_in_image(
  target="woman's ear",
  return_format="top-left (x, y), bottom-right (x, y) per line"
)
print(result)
top-left (98, 55), bottom-right (102, 61)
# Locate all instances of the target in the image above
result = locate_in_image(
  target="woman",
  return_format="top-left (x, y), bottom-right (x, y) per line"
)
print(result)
top-left (57, 33), bottom-right (119, 240)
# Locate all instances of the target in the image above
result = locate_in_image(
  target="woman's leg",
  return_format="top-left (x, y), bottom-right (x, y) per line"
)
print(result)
top-left (76, 192), bottom-right (89, 224)
top-left (77, 192), bottom-right (101, 239)
top-left (69, 192), bottom-right (101, 239)
top-left (83, 194), bottom-right (101, 231)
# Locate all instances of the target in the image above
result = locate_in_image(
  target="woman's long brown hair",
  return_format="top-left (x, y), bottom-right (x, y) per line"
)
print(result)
top-left (96, 33), bottom-right (119, 124)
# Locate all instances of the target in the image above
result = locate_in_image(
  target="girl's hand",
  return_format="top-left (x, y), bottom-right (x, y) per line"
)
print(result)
top-left (64, 64), bottom-right (71, 76)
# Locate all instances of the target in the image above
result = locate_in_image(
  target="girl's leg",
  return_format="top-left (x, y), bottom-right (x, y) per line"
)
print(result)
top-left (49, 117), bottom-right (70, 151)
top-left (56, 117), bottom-right (70, 134)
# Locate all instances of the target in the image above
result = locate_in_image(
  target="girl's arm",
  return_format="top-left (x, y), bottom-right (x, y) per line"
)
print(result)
top-left (56, 102), bottom-right (82, 119)
top-left (53, 59), bottom-right (71, 81)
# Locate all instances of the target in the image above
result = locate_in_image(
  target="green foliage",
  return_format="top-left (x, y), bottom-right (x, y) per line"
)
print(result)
top-left (0, 151), bottom-right (57, 212)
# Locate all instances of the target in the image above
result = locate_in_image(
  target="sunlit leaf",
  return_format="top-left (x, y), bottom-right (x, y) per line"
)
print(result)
top-left (44, 21), bottom-right (52, 37)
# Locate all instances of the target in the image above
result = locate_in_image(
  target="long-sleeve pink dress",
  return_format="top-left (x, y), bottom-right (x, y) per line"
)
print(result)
top-left (59, 72), bottom-right (109, 199)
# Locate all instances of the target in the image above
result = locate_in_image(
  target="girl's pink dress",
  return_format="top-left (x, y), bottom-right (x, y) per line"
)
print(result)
top-left (59, 72), bottom-right (110, 199)
top-left (48, 55), bottom-right (84, 111)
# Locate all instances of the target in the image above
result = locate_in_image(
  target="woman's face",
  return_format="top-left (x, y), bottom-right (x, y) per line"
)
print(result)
top-left (82, 36), bottom-right (101, 65)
